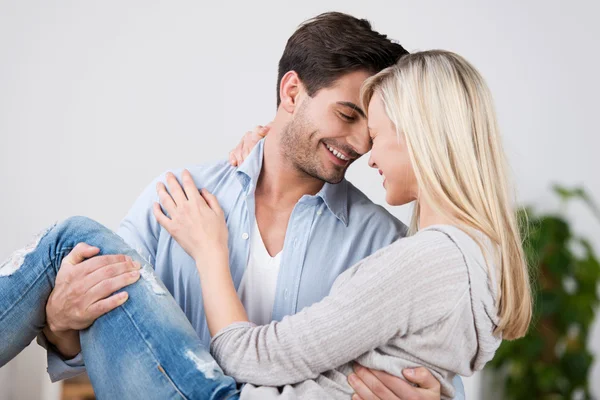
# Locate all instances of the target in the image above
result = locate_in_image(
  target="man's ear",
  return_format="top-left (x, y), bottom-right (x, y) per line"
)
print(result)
top-left (279, 71), bottom-right (302, 114)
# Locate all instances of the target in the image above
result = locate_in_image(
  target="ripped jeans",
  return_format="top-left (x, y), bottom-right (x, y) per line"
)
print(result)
top-left (0, 216), bottom-right (241, 400)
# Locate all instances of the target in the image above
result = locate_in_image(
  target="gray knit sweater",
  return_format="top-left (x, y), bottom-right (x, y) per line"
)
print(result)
top-left (210, 225), bottom-right (502, 399)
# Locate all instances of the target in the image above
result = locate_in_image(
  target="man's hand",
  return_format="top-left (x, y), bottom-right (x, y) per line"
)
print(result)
top-left (348, 363), bottom-right (441, 400)
top-left (44, 243), bottom-right (141, 358)
top-left (229, 124), bottom-right (271, 166)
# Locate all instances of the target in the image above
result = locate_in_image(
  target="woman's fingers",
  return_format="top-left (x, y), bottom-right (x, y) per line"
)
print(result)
top-left (253, 123), bottom-right (271, 139)
top-left (165, 172), bottom-right (187, 205)
top-left (229, 151), bottom-right (238, 167)
top-left (181, 169), bottom-right (200, 201)
top-left (200, 189), bottom-right (224, 216)
top-left (229, 140), bottom-right (244, 167)
top-left (153, 202), bottom-right (172, 230)
top-left (229, 131), bottom-right (249, 166)
top-left (242, 125), bottom-right (270, 159)
top-left (156, 182), bottom-right (177, 216)
top-left (230, 123), bottom-right (272, 166)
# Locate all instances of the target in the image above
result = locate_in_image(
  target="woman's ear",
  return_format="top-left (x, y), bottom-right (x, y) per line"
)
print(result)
top-left (279, 71), bottom-right (301, 114)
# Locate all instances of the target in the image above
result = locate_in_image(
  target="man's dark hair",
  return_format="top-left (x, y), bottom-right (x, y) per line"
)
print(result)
top-left (276, 12), bottom-right (409, 107)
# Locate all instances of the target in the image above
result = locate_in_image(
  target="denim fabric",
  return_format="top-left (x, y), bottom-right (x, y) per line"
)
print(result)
top-left (0, 216), bottom-right (240, 400)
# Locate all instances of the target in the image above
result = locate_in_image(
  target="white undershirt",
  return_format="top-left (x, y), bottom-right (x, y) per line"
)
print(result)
top-left (237, 221), bottom-right (283, 325)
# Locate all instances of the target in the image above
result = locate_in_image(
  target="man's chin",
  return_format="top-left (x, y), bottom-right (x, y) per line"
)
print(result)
top-left (316, 170), bottom-right (346, 185)
top-left (324, 175), bottom-right (345, 185)
top-left (297, 161), bottom-right (347, 185)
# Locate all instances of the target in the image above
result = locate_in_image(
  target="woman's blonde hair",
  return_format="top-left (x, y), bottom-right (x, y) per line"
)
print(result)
top-left (361, 50), bottom-right (532, 340)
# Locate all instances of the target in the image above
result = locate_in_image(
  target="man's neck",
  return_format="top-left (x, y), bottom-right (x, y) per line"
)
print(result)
top-left (257, 128), bottom-right (325, 208)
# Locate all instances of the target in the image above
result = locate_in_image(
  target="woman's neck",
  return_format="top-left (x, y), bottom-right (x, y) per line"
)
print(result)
top-left (417, 198), bottom-right (454, 230)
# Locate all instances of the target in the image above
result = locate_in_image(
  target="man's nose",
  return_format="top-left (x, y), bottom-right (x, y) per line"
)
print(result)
top-left (348, 129), bottom-right (372, 157)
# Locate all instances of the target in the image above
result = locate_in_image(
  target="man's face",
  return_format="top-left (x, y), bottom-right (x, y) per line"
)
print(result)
top-left (280, 70), bottom-right (373, 184)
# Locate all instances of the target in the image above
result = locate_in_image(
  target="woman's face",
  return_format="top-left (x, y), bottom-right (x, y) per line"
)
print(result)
top-left (367, 93), bottom-right (418, 206)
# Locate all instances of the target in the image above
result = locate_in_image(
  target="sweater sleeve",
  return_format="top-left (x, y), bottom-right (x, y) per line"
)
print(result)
top-left (209, 230), bottom-right (469, 386)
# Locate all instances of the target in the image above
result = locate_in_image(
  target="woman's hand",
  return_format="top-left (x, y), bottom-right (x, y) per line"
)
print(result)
top-left (154, 170), bottom-right (249, 335)
top-left (153, 170), bottom-right (228, 265)
top-left (229, 123), bottom-right (271, 166)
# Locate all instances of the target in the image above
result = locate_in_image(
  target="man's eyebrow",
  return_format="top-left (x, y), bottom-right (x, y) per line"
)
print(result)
top-left (336, 102), bottom-right (366, 119)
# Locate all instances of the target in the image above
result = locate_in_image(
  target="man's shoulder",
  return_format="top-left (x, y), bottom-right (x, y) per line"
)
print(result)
top-left (157, 159), bottom-right (239, 191)
top-left (343, 180), bottom-right (408, 237)
top-left (167, 158), bottom-right (233, 179)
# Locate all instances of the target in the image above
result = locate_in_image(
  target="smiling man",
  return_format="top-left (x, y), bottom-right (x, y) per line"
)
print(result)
top-left (40, 12), bottom-right (465, 399)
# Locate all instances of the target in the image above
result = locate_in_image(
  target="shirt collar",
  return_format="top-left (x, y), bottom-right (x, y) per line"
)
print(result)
top-left (235, 138), bottom-right (265, 192)
top-left (315, 180), bottom-right (349, 226)
top-left (236, 138), bottom-right (349, 227)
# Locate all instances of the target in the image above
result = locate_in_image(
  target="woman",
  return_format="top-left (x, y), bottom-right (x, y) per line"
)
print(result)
top-left (0, 50), bottom-right (531, 399)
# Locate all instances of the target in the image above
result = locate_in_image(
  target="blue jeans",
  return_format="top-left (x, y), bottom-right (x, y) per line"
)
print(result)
top-left (0, 216), bottom-right (241, 400)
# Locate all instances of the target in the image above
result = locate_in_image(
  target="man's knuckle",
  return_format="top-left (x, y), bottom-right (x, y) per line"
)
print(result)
top-left (100, 279), bottom-right (113, 291)
top-left (71, 283), bottom-right (82, 296)
top-left (98, 301), bottom-right (112, 314)
top-left (86, 303), bottom-right (97, 315)
top-left (356, 368), bottom-right (368, 379)
top-left (416, 368), bottom-right (428, 380)
top-left (370, 380), bottom-right (385, 396)
top-left (104, 265), bottom-right (116, 277)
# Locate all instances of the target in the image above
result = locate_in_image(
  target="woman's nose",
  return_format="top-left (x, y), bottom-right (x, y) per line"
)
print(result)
top-left (368, 154), bottom-right (377, 169)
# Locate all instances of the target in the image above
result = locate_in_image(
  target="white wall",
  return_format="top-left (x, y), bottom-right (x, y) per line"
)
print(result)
top-left (1, 1), bottom-right (598, 399)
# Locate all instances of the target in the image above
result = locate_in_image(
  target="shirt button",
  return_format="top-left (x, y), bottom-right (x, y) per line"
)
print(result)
top-left (317, 210), bottom-right (322, 215)
top-left (293, 238), bottom-right (298, 247)
top-left (242, 232), bottom-right (249, 240)
top-left (284, 289), bottom-right (289, 299)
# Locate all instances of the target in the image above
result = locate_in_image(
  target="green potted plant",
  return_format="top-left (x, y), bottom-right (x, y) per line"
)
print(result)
top-left (487, 185), bottom-right (600, 399)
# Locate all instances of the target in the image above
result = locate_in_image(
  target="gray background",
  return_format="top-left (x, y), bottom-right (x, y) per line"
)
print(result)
top-left (1, 1), bottom-right (598, 398)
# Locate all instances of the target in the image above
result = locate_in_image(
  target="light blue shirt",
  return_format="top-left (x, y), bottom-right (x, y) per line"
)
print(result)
top-left (44, 139), bottom-right (465, 398)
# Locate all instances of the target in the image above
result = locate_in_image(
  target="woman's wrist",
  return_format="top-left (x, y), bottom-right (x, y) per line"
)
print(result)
top-left (195, 247), bottom-right (229, 274)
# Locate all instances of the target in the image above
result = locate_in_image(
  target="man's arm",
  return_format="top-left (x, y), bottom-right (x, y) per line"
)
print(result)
top-left (40, 174), bottom-right (164, 381)
top-left (115, 173), bottom-right (165, 264)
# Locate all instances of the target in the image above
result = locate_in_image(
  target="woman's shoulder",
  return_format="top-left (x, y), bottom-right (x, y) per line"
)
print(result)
top-left (383, 225), bottom-right (468, 264)
top-left (394, 224), bottom-right (490, 263)
top-left (373, 224), bottom-right (496, 290)
top-left (412, 224), bottom-right (500, 304)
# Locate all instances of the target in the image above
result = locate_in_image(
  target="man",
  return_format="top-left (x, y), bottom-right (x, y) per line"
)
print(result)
top-left (39, 12), bottom-right (465, 399)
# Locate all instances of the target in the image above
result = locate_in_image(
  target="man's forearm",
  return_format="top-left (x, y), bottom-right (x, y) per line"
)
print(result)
top-left (42, 326), bottom-right (81, 359)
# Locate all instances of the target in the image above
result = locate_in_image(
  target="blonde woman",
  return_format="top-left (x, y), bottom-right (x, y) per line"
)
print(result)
top-left (0, 50), bottom-right (531, 399)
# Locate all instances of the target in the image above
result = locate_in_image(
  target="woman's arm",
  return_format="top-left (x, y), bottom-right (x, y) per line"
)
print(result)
top-left (152, 169), bottom-right (250, 335)
top-left (209, 233), bottom-right (468, 386)
top-left (153, 171), bottom-right (469, 386)
top-left (195, 252), bottom-right (249, 336)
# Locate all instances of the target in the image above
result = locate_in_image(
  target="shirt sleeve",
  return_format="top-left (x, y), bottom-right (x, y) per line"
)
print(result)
top-left (453, 375), bottom-right (466, 399)
top-left (36, 332), bottom-right (86, 382)
top-left (209, 231), bottom-right (469, 386)
top-left (116, 172), bottom-right (167, 266)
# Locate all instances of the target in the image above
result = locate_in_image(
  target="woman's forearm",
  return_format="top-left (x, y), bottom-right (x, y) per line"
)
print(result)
top-left (196, 253), bottom-right (249, 337)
